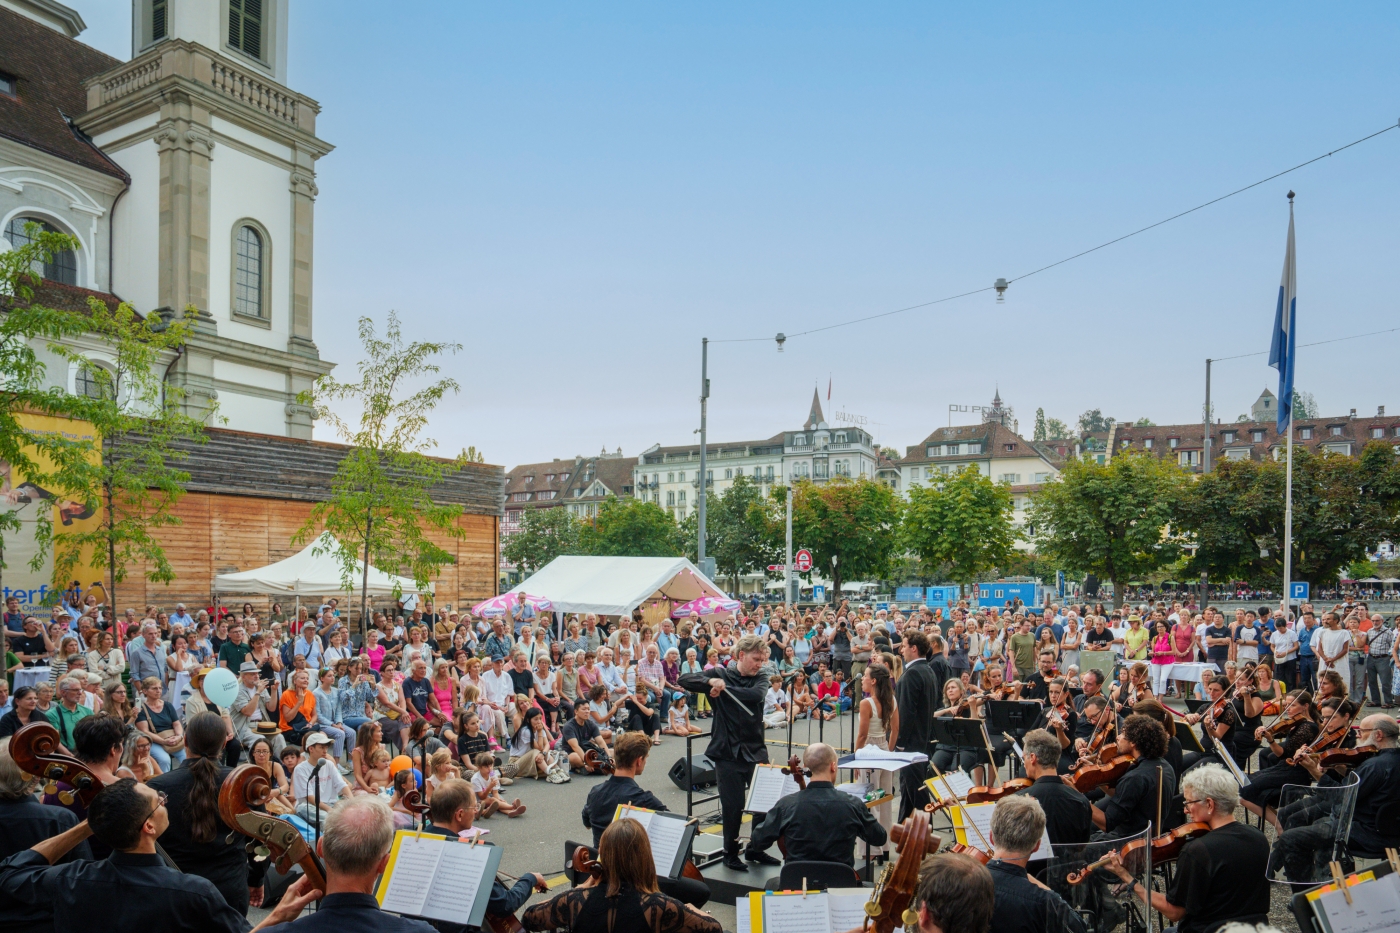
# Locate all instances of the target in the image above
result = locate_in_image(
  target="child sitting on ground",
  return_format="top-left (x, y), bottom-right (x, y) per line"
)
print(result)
top-left (471, 752), bottom-right (526, 818)
top-left (763, 674), bottom-right (789, 728)
top-left (663, 694), bottom-right (702, 736)
top-left (424, 748), bottom-right (460, 804)
top-left (363, 747), bottom-right (393, 794)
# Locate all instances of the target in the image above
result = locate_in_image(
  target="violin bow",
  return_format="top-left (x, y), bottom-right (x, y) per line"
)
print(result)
top-left (929, 761), bottom-right (993, 852)
top-left (978, 724), bottom-right (1001, 789)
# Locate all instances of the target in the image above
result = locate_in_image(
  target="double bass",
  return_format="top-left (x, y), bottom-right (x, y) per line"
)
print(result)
top-left (864, 810), bottom-right (936, 933)
top-left (9, 721), bottom-right (101, 807)
top-left (218, 765), bottom-right (327, 894)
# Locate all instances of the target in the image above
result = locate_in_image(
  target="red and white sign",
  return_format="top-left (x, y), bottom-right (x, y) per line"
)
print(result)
top-left (794, 549), bottom-right (813, 573)
top-left (767, 564), bottom-right (787, 572)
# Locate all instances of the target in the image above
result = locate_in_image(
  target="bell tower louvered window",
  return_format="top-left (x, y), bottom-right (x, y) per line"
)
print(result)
top-left (152, 0), bottom-right (168, 40)
top-left (229, 0), bottom-right (264, 59)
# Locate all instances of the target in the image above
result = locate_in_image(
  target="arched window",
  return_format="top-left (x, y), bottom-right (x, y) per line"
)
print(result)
top-left (74, 363), bottom-right (112, 399)
top-left (5, 216), bottom-right (77, 285)
top-left (233, 224), bottom-right (264, 318)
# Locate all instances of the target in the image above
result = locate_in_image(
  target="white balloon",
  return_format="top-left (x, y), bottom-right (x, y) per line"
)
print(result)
top-left (203, 667), bottom-right (239, 708)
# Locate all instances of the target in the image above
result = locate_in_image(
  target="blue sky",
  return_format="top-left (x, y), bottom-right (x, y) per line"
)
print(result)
top-left (78, 3), bottom-right (1400, 467)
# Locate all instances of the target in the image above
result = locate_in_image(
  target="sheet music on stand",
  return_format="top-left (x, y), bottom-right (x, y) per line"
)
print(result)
top-left (375, 830), bottom-right (502, 928)
top-left (1307, 869), bottom-right (1400, 933)
top-left (926, 771), bottom-right (975, 802)
top-left (953, 802), bottom-right (1052, 861)
top-left (745, 763), bottom-right (800, 814)
top-left (738, 889), bottom-right (889, 933)
top-left (613, 804), bottom-right (695, 879)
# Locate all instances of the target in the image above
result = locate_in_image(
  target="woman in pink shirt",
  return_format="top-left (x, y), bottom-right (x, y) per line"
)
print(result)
top-left (1171, 614), bottom-right (1200, 700)
top-left (1149, 621), bottom-right (1176, 696)
top-left (364, 629), bottom-right (387, 673)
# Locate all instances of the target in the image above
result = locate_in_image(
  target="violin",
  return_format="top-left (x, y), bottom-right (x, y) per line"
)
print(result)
top-left (965, 778), bottom-right (1032, 804)
top-left (9, 722), bottom-right (102, 807)
top-left (1065, 822), bottom-right (1211, 884)
top-left (864, 810), bottom-right (935, 933)
top-left (1069, 754), bottom-right (1134, 793)
top-left (946, 842), bottom-right (992, 864)
top-left (989, 682), bottom-right (1026, 700)
top-left (1317, 746), bottom-right (1378, 769)
top-left (583, 748), bottom-right (615, 775)
top-left (1262, 714), bottom-right (1309, 740)
top-left (1288, 722), bottom-right (1351, 765)
top-left (218, 765), bottom-right (328, 894)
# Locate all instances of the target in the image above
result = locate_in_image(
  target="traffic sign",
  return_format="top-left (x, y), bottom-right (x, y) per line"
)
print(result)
top-left (794, 549), bottom-right (813, 573)
top-left (767, 564), bottom-right (787, 572)
top-left (1289, 581), bottom-right (1310, 601)
top-left (812, 585), bottom-right (826, 602)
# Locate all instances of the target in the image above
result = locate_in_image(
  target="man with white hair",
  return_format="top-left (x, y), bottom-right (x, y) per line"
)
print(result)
top-left (44, 676), bottom-right (92, 754)
top-left (985, 795), bottom-right (1086, 933)
top-left (748, 742), bottom-right (886, 867)
top-left (1106, 763), bottom-right (1270, 933)
top-left (126, 622), bottom-right (167, 684)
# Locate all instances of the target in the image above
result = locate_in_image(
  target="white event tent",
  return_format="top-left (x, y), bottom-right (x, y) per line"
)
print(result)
top-left (506, 555), bottom-right (725, 617)
top-left (212, 533), bottom-right (432, 597)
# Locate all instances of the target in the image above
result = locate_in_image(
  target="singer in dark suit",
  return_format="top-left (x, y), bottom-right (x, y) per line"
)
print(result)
top-left (895, 630), bottom-right (941, 820)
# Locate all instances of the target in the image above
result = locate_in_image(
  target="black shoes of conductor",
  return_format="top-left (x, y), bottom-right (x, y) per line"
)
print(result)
top-left (724, 854), bottom-right (749, 872)
top-left (744, 848), bottom-right (780, 866)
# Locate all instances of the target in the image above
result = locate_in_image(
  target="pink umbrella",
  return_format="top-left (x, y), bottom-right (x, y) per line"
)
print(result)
top-left (671, 596), bottom-right (742, 619)
top-left (471, 592), bottom-right (553, 619)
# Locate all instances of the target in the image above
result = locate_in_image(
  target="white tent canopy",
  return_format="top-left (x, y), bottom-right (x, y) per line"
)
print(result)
top-left (212, 533), bottom-right (433, 597)
top-left (507, 556), bottom-right (724, 617)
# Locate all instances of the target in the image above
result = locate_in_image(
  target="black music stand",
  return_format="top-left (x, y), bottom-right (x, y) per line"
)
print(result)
top-left (1184, 699), bottom-right (1210, 715)
top-left (987, 700), bottom-right (1043, 735)
top-left (931, 718), bottom-right (990, 759)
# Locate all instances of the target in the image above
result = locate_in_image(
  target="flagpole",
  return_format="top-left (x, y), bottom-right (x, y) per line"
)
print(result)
top-left (1282, 416), bottom-right (1293, 619)
top-left (1280, 192), bottom-right (1296, 621)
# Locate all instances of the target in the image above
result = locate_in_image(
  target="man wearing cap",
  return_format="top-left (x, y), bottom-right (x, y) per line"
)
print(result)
top-left (233, 661), bottom-right (284, 756)
top-left (293, 733), bottom-right (351, 825)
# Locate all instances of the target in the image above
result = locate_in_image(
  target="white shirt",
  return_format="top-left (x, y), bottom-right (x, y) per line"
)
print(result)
top-left (764, 687), bottom-right (787, 715)
top-left (480, 668), bottom-right (516, 708)
top-left (293, 758), bottom-right (348, 805)
top-left (1270, 628), bottom-right (1299, 661)
top-left (1313, 627), bottom-right (1352, 672)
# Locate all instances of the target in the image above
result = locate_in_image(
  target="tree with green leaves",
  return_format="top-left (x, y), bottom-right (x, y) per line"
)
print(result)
top-left (1033, 408), bottom-right (1048, 442)
top-left (580, 496), bottom-right (681, 557)
top-left (1134, 417), bottom-right (1156, 426)
top-left (1026, 450), bottom-right (1189, 607)
top-left (294, 313), bottom-right (466, 635)
top-left (1292, 390), bottom-right (1318, 420)
top-left (1176, 443), bottom-right (1400, 589)
top-left (46, 298), bottom-right (207, 618)
top-left (503, 507), bottom-right (580, 574)
top-left (789, 477), bottom-right (900, 597)
top-left (1045, 417), bottom-right (1071, 440)
top-left (1078, 409), bottom-right (1115, 434)
top-left (0, 226), bottom-right (113, 586)
top-left (699, 476), bottom-right (782, 593)
top-left (901, 467), bottom-right (1018, 597)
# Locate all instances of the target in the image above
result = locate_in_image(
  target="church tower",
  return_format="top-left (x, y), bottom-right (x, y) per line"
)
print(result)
top-left (75, 0), bottom-right (334, 437)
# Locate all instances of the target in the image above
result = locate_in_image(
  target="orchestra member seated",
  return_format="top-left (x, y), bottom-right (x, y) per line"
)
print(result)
top-left (840, 851), bottom-right (996, 933)
top-left (1105, 764), bottom-right (1271, 933)
top-left (1021, 651), bottom-right (1058, 704)
top-left (1017, 729), bottom-right (1092, 846)
top-left (933, 680), bottom-right (987, 783)
top-left (1271, 714), bottom-right (1400, 882)
top-left (419, 779), bottom-right (544, 933)
top-left (0, 778), bottom-right (318, 932)
top-left (1130, 700), bottom-right (1183, 781)
top-left (523, 819), bottom-right (722, 933)
top-left (986, 795), bottom-right (1087, 933)
top-left (1239, 692), bottom-right (1321, 831)
top-left (1181, 677), bottom-right (1240, 773)
top-left (1073, 695), bottom-right (1112, 758)
top-left (748, 742), bottom-right (886, 868)
top-left (581, 732), bottom-right (667, 848)
top-left (1027, 677), bottom-right (1078, 773)
top-left (1072, 669), bottom-right (1107, 715)
top-left (1091, 715), bottom-right (1174, 838)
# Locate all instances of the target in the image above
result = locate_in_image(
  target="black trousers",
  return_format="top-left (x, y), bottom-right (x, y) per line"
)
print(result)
top-left (715, 758), bottom-right (764, 857)
top-left (898, 760), bottom-right (933, 822)
top-left (626, 700), bottom-right (661, 735)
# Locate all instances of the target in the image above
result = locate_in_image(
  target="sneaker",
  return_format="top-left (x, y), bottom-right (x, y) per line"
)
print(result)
top-left (500, 777), bottom-right (515, 786)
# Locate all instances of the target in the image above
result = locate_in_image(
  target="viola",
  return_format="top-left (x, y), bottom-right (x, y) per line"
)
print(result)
top-left (9, 722), bottom-right (101, 807)
top-left (965, 778), bottom-right (1032, 804)
top-left (583, 748), bottom-right (615, 775)
top-left (946, 842), bottom-right (992, 864)
top-left (863, 810), bottom-right (935, 933)
top-left (1317, 746), bottom-right (1378, 769)
top-left (1065, 822), bottom-right (1210, 884)
top-left (218, 765), bottom-right (328, 894)
top-left (1069, 753), bottom-right (1134, 793)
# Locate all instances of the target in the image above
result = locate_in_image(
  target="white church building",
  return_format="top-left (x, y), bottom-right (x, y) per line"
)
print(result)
top-left (0, 0), bottom-right (333, 437)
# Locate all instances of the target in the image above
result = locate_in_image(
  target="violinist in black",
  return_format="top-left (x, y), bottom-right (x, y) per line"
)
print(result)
top-left (1240, 692), bottom-right (1323, 825)
top-left (1181, 676), bottom-right (1239, 773)
top-left (1027, 678), bottom-right (1078, 774)
top-left (1091, 715), bottom-right (1175, 840)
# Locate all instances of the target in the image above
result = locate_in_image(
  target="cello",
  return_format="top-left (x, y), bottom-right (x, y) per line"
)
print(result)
top-left (218, 765), bottom-right (328, 895)
top-left (9, 721), bottom-right (102, 807)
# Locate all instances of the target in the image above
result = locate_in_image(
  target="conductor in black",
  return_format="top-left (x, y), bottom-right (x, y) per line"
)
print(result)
top-left (678, 634), bottom-right (771, 872)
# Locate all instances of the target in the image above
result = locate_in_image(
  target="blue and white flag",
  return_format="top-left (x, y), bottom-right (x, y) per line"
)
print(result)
top-left (1268, 197), bottom-right (1297, 433)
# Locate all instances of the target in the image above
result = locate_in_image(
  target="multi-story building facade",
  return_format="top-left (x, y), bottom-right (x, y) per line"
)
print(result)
top-left (1, 0), bottom-right (334, 437)
top-left (500, 450), bottom-right (637, 566)
top-left (634, 390), bottom-right (879, 522)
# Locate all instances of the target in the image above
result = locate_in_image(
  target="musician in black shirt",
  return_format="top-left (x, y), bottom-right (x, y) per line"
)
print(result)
top-left (1027, 677), bottom-right (1078, 773)
top-left (581, 732), bottom-right (668, 846)
top-left (1017, 729), bottom-right (1092, 846)
top-left (1180, 676), bottom-right (1238, 773)
top-left (1240, 692), bottom-right (1323, 829)
top-left (1105, 763), bottom-right (1270, 933)
top-left (1021, 651), bottom-right (1057, 704)
top-left (1091, 714), bottom-right (1174, 839)
top-left (749, 743), bottom-right (885, 868)
top-left (986, 795), bottom-right (1088, 933)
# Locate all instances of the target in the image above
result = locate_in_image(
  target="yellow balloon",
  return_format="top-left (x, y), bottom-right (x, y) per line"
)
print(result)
top-left (389, 755), bottom-right (412, 776)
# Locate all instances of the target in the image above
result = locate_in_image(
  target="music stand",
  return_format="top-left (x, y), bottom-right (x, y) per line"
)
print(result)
top-left (987, 700), bottom-right (1043, 736)
top-left (1184, 699), bottom-right (1210, 715)
top-left (1175, 719), bottom-right (1205, 754)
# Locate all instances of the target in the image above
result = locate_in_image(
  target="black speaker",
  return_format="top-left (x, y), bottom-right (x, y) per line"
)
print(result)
top-left (1084, 574), bottom-right (1099, 598)
top-left (668, 754), bottom-right (716, 791)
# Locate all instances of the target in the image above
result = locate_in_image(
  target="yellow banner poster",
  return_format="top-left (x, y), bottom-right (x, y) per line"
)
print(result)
top-left (0, 413), bottom-right (103, 616)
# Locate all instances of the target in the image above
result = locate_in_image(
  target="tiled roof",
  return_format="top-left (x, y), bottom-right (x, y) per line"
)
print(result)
top-left (0, 7), bottom-right (128, 179)
top-left (899, 421), bottom-right (1053, 466)
top-left (640, 433), bottom-right (786, 463)
top-left (1115, 414), bottom-right (1399, 469)
top-left (1, 277), bottom-right (133, 317)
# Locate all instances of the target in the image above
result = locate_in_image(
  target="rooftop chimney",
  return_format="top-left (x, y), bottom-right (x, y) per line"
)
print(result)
top-left (1350, 408), bottom-right (1357, 419)
top-left (1380, 406), bottom-right (1386, 417)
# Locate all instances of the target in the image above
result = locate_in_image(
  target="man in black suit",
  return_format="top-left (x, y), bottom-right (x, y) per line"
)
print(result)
top-left (896, 630), bottom-right (939, 820)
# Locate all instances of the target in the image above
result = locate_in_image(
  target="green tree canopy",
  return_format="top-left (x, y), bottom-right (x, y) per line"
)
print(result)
top-left (901, 467), bottom-right (1018, 595)
top-left (580, 497), bottom-right (681, 557)
top-left (503, 506), bottom-right (580, 574)
top-left (1033, 408), bottom-right (1048, 442)
top-left (1176, 443), bottom-right (1400, 588)
top-left (789, 477), bottom-right (901, 596)
top-left (1078, 409), bottom-right (1115, 434)
top-left (1026, 450), bottom-right (1188, 606)
top-left (1045, 417), bottom-right (1071, 440)
top-left (694, 475), bottom-right (781, 592)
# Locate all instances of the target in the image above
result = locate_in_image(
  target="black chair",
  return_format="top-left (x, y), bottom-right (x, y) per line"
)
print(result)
top-left (764, 860), bottom-right (862, 891)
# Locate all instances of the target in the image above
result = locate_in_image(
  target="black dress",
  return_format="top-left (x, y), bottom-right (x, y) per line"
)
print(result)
top-left (522, 885), bottom-right (721, 933)
top-left (1240, 720), bottom-right (1320, 810)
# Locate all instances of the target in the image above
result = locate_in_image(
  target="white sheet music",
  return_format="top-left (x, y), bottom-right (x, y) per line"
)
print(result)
top-left (645, 812), bottom-right (689, 878)
top-left (1313, 873), bottom-right (1400, 933)
top-left (420, 842), bottom-right (495, 922)
top-left (928, 771), bottom-right (975, 800)
top-left (762, 892), bottom-right (831, 933)
top-left (378, 835), bottom-right (442, 916)
top-left (735, 899), bottom-right (751, 933)
top-left (956, 802), bottom-right (1052, 861)
top-left (745, 764), bottom-right (800, 813)
top-left (827, 888), bottom-right (875, 931)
